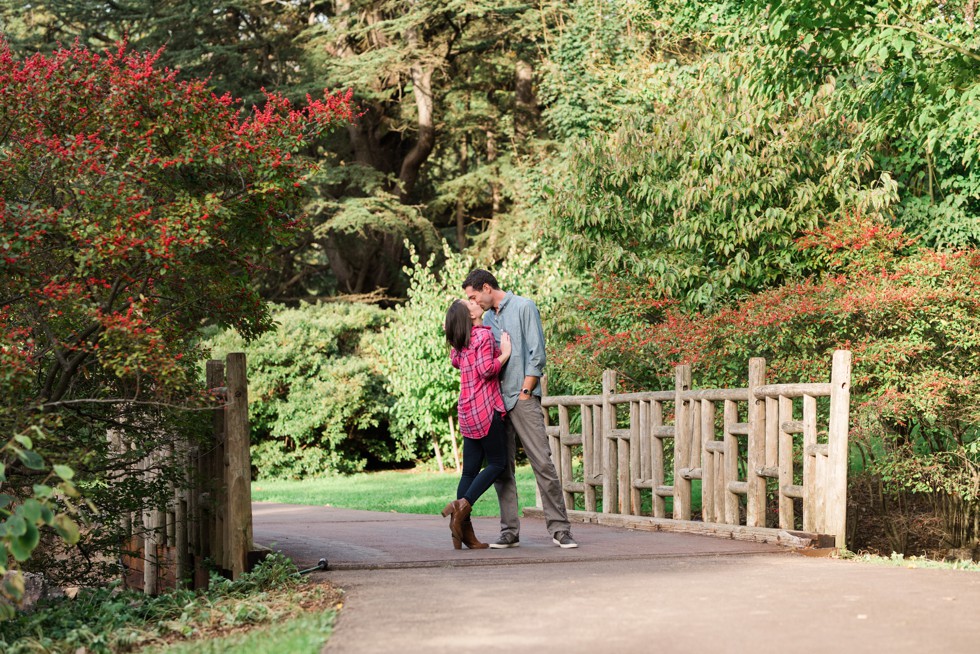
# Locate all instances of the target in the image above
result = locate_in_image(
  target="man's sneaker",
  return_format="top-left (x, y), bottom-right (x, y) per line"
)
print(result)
top-left (488, 533), bottom-right (520, 549)
top-left (552, 531), bottom-right (578, 549)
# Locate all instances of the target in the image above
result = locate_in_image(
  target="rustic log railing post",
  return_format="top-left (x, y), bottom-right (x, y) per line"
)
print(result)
top-left (558, 404), bottom-right (573, 510)
top-left (826, 350), bottom-right (852, 548)
top-left (777, 394), bottom-right (795, 529)
top-left (673, 365), bottom-right (692, 520)
top-left (802, 394), bottom-right (819, 533)
top-left (142, 452), bottom-right (158, 596)
top-left (629, 400), bottom-right (642, 515)
top-left (206, 359), bottom-right (225, 571)
top-left (225, 352), bottom-right (253, 580)
top-left (651, 400), bottom-right (667, 518)
top-left (601, 370), bottom-right (617, 514)
top-left (175, 487), bottom-right (188, 587)
top-left (582, 404), bottom-right (597, 512)
top-left (747, 358), bottom-right (767, 527)
top-left (699, 399), bottom-right (715, 522)
top-left (617, 402), bottom-right (632, 514)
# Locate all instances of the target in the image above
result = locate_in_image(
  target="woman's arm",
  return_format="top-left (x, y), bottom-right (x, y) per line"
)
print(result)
top-left (473, 332), bottom-right (502, 380)
top-left (450, 347), bottom-right (462, 370)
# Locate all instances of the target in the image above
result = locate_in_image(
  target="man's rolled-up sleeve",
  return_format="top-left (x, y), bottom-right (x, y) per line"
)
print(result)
top-left (521, 301), bottom-right (546, 377)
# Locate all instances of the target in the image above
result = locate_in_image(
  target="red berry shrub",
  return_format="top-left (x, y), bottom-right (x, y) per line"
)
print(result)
top-left (0, 41), bottom-right (353, 584)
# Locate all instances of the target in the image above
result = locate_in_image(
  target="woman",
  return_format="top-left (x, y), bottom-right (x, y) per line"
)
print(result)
top-left (441, 298), bottom-right (511, 549)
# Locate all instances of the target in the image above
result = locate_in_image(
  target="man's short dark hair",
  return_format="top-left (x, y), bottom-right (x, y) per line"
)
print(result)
top-left (462, 269), bottom-right (499, 291)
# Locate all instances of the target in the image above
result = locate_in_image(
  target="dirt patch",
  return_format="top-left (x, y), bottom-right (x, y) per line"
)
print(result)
top-left (847, 475), bottom-right (970, 560)
top-left (137, 579), bottom-right (344, 651)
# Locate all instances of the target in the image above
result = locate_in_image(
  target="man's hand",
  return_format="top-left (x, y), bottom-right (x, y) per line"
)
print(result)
top-left (518, 375), bottom-right (537, 401)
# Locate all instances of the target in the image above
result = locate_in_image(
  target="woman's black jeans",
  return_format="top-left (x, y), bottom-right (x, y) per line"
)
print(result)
top-left (457, 411), bottom-right (508, 506)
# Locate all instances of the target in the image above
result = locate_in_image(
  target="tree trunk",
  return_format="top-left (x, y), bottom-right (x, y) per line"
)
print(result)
top-left (323, 234), bottom-right (357, 293)
top-left (514, 59), bottom-right (538, 148)
top-left (456, 134), bottom-right (468, 248)
top-left (486, 128), bottom-right (500, 255)
top-left (398, 55), bottom-right (435, 202)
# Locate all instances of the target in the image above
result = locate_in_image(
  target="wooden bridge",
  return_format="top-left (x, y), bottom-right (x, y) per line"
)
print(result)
top-left (530, 351), bottom-right (852, 549)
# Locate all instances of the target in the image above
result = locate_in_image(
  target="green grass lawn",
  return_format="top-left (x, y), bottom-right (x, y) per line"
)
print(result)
top-left (251, 465), bottom-right (538, 517)
top-left (150, 610), bottom-right (336, 654)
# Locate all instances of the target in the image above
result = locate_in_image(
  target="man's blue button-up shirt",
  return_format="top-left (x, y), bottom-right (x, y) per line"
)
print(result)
top-left (483, 292), bottom-right (547, 411)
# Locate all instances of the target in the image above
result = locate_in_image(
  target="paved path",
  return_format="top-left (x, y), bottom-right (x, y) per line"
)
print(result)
top-left (253, 503), bottom-right (980, 654)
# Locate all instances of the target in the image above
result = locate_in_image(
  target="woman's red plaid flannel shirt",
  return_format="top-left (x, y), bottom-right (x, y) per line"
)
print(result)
top-left (450, 325), bottom-right (505, 439)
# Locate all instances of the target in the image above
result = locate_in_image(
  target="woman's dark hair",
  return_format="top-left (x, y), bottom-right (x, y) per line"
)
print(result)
top-left (444, 300), bottom-right (472, 351)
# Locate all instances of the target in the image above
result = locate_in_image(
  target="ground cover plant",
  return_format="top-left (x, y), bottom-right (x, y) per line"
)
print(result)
top-left (0, 553), bottom-right (341, 653)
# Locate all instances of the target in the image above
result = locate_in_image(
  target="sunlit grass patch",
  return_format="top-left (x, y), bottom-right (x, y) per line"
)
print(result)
top-left (252, 465), bottom-right (538, 517)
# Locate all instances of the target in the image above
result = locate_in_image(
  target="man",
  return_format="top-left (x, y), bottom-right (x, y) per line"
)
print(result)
top-left (461, 269), bottom-right (578, 549)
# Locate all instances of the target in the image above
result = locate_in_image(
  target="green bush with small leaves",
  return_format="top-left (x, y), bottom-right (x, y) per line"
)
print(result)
top-left (208, 302), bottom-right (390, 477)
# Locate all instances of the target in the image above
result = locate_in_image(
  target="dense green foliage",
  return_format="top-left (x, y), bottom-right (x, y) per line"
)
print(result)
top-left (375, 241), bottom-right (578, 466)
top-left (209, 302), bottom-right (389, 477)
top-left (0, 553), bottom-right (335, 653)
top-left (543, 1), bottom-right (980, 552)
top-left (738, 0), bottom-right (980, 250)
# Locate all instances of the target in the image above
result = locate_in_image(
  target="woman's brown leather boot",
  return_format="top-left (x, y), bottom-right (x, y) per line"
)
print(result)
top-left (448, 498), bottom-right (472, 543)
top-left (440, 499), bottom-right (463, 549)
top-left (460, 516), bottom-right (488, 549)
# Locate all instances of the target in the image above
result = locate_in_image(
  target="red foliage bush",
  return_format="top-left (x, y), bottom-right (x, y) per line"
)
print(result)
top-left (0, 41), bottom-right (354, 407)
top-left (0, 41), bottom-right (354, 582)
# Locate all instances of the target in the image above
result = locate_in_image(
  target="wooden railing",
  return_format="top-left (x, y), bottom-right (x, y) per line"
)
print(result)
top-left (122, 352), bottom-right (255, 593)
top-left (533, 351), bottom-right (851, 548)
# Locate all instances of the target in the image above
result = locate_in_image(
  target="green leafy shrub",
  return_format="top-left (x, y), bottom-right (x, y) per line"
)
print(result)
top-left (374, 241), bottom-right (579, 465)
top-left (209, 302), bottom-right (389, 477)
top-left (0, 552), bottom-right (323, 653)
top-left (0, 430), bottom-right (81, 619)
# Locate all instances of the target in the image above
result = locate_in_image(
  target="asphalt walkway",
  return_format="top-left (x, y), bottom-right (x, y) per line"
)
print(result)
top-left (253, 503), bottom-right (980, 654)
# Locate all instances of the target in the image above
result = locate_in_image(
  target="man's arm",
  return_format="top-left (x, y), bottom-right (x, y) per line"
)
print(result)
top-left (519, 300), bottom-right (546, 397)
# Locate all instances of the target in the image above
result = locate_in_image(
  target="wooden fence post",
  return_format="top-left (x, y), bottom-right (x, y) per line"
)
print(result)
top-left (582, 404), bottom-right (597, 512)
top-left (673, 365), bottom-right (692, 520)
top-left (826, 350), bottom-right (852, 548)
top-left (205, 360), bottom-right (224, 571)
top-left (142, 451), bottom-right (158, 596)
top-left (601, 370), bottom-right (617, 514)
top-left (225, 352), bottom-right (253, 579)
top-left (747, 358), bottom-right (767, 527)
top-left (558, 404), bottom-right (573, 510)
top-left (175, 482), bottom-right (188, 588)
top-left (618, 402), bottom-right (632, 514)
top-left (802, 394), bottom-right (818, 533)
top-left (629, 400), bottom-right (642, 515)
